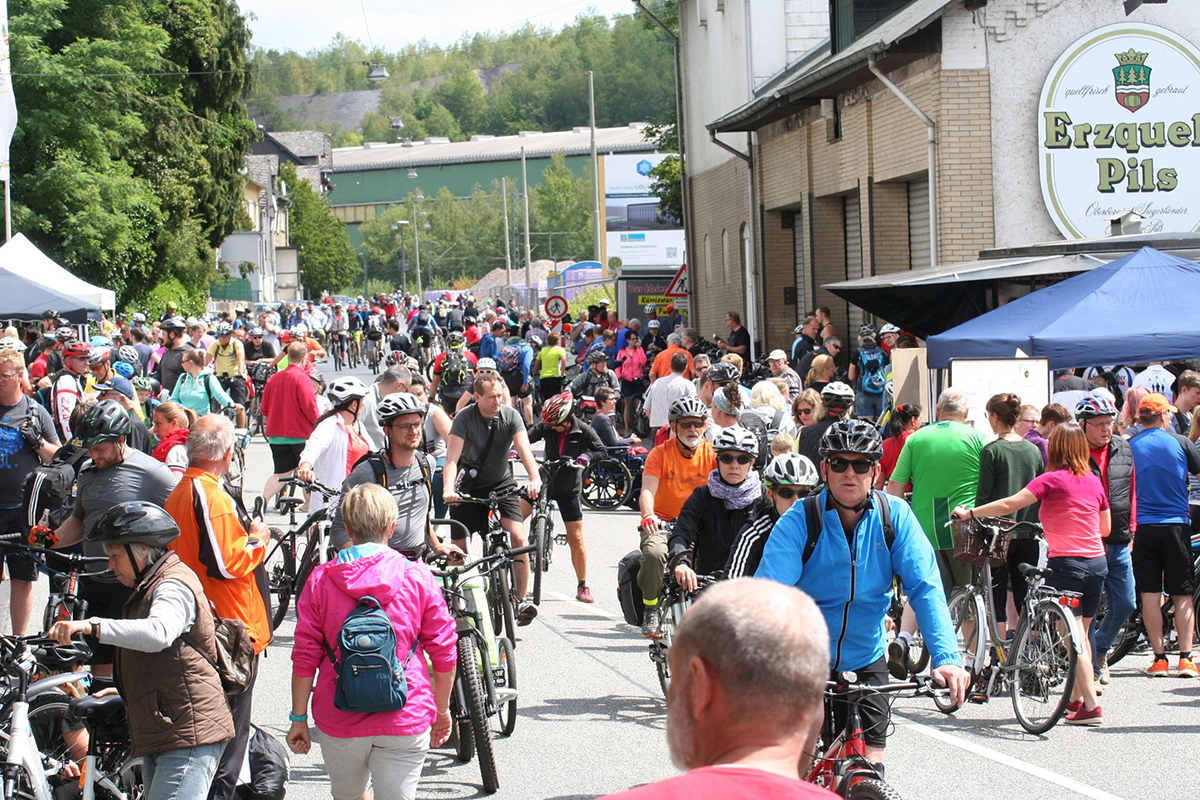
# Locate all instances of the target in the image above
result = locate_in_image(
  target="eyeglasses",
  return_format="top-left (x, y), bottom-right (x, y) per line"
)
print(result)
top-left (1020, 417), bottom-right (1038, 424)
top-left (825, 456), bottom-right (874, 475)
top-left (718, 453), bottom-right (754, 466)
top-left (677, 420), bottom-right (705, 430)
top-left (771, 486), bottom-right (810, 500)
top-left (0, 372), bottom-right (18, 381)
top-left (796, 407), bottom-right (814, 417)
top-left (390, 421), bottom-right (422, 433)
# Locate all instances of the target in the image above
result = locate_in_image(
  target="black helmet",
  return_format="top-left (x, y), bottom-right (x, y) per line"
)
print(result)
top-left (40, 309), bottom-right (58, 320)
top-left (160, 316), bottom-right (187, 332)
top-left (706, 361), bottom-right (740, 385)
top-left (819, 419), bottom-right (884, 461)
top-left (76, 399), bottom-right (132, 448)
top-left (85, 501), bottom-right (180, 548)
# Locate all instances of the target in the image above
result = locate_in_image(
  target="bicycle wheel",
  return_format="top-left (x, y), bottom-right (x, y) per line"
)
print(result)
top-left (458, 636), bottom-right (499, 794)
top-left (1009, 599), bottom-right (1078, 734)
top-left (581, 459), bottom-right (633, 511)
top-left (496, 636), bottom-right (517, 736)
top-left (495, 547), bottom-right (518, 646)
top-left (27, 696), bottom-right (76, 767)
top-left (530, 514), bottom-right (548, 607)
top-left (226, 445), bottom-right (245, 492)
top-left (934, 589), bottom-right (985, 714)
top-left (453, 715), bottom-right (475, 762)
top-left (848, 778), bottom-right (904, 800)
top-left (654, 602), bottom-right (679, 697)
top-left (1105, 608), bottom-right (1143, 666)
top-left (269, 529), bottom-right (297, 630)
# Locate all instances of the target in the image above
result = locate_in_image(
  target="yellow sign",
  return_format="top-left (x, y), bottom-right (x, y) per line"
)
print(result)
top-left (639, 295), bottom-right (669, 308)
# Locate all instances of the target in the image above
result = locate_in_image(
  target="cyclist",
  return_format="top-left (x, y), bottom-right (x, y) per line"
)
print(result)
top-left (497, 335), bottom-right (536, 425)
top-left (637, 396), bottom-right (716, 638)
top-left (669, 427), bottom-right (767, 593)
top-left (153, 316), bottom-right (190, 394)
top-left (51, 341), bottom-right (91, 442)
top-left (410, 306), bottom-right (439, 367)
top-left (796, 381), bottom-right (854, 467)
top-left (296, 377), bottom-right (373, 513)
top-left (29, 326), bottom-right (73, 382)
top-left (726, 452), bottom-right (819, 578)
top-left (430, 331), bottom-right (477, 416)
top-left (523, 391), bottom-right (606, 603)
top-left (347, 303), bottom-right (363, 362)
top-left (570, 350), bottom-right (620, 400)
top-left (244, 327), bottom-right (277, 364)
top-left (757, 420), bottom-right (968, 766)
top-left (207, 322), bottom-right (248, 428)
top-left (327, 303), bottom-right (350, 368)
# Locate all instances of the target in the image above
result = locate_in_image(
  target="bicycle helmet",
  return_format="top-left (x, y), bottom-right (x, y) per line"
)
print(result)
top-left (647, 319), bottom-right (661, 329)
top-left (55, 326), bottom-right (77, 343)
top-left (706, 361), bottom-right (740, 385)
top-left (388, 350), bottom-right (408, 365)
top-left (0, 336), bottom-right (26, 353)
top-left (85, 501), bottom-right (180, 548)
top-left (116, 345), bottom-right (138, 364)
top-left (132, 376), bottom-right (153, 391)
top-left (75, 399), bottom-right (133, 448)
top-left (541, 391), bottom-right (575, 426)
top-left (40, 309), bottom-right (58, 320)
top-left (327, 376), bottom-right (368, 406)
top-left (586, 350), bottom-right (608, 364)
top-left (37, 640), bottom-right (93, 671)
top-left (858, 323), bottom-right (877, 340)
top-left (879, 323), bottom-right (901, 336)
top-left (132, 312), bottom-right (147, 325)
top-left (819, 419), bottom-right (884, 461)
top-left (764, 453), bottom-right (819, 487)
top-left (1076, 393), bottom-right (1118, 419)
top-left (463, 315), bottom-right (476, 326)
top-left (216, 322), bottom-right (234, 337)
top-left (62, 341), bottom-right (91, 359)
top-left (87, 348), bottom-right (109, 367)
top-left (668, 396), bottom-right (709, 422)
top-left (821, 381), bottom-right (855, 409)
top-left (712, 426), bottom-right (759, 458)
top-left (160, 316), bottom-right (187, 332)
top-left (475, 357), bottom-right (498, 373)
top-left (89, 335), bottom-right (111, 348)
top-left (446, 332), bottom-right (466, 350)
top-left (249, 326), bottom-right (265, 337)
top-left (643, 304), bottom-right (658, 315)
top-left (113, 361), bottom-right (135, 380)
top-left (290, 325), bottom-right (308, 338)
top-left (378, 392), bottom-right (426, 425)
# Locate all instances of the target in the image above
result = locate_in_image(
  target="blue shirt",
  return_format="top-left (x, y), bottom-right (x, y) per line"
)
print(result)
top-left (1129, 426), bottom-right (1200, 525)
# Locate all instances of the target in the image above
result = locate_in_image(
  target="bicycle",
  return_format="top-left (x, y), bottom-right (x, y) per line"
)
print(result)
top-left (806, 673), bottom-right (944, 799)
top-left (529, 458), bottom-right (579, 606)
top-left (0, 535), bottom-right (112, 630)
top-left (1103, 530), bottom-right (1200, 666)
top-left (646, 565), bottom-right (720, 697)
top-left (936, 517), bottom-right (1084, 734)
top-left (364, 333), bottom-right (382, 374)
top-left (260, 478), bottom-right (340, 630)
top-left (247, 362), bottom-right (276, 438)
top-left (218, 405), bottom-right (250, 491)
top-left (455, 486), bottom-right (530, 648)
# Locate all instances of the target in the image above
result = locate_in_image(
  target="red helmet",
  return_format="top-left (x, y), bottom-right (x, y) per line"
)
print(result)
top-left (62, 341), bottom-right (91, 359)
top-left (540, 391), bottom-right (575, 426)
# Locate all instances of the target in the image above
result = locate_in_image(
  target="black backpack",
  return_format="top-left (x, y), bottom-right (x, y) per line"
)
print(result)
top-left (440, 350), bottom-right (471, 391)
top-left (21, 452), bottom-right (83, 531)
top-left (800, 489), bottom-right (895, 566)
top-left (737, 412), bottom-right (771, 470)
top-left (616, 549), bottom-right (645, 626)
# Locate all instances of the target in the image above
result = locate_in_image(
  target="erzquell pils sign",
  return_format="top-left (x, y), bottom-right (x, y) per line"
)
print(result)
top-left (1039, 23), bottom-right (1200, 238)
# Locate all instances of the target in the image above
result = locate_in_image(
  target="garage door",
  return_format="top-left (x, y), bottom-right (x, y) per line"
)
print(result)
top-left (844, 193), bottom-right (864, 336)
top-left (908, 177), bottom-right (931, 270)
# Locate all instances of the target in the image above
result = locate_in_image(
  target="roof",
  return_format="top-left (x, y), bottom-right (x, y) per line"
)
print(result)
top-left (709, 0), bottom-right (954, 133)
top-left (267, 131), bottom-right (331, 162)
top-left (470, 260), bottom-right (562, 295)
top-left (331, 125), bottom-right (655, 173)
top-left (244, 154), bottom-right (278, 195)
top-left (825, 254), bottom-right (1099, 292)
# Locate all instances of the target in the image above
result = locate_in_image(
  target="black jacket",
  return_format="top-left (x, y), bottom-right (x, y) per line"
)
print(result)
top-left (526, 419), bottom-right (605, 496)
top-left (1090, 435), bottom-right (1133, 545)
top-left (669, 484), bottom-right (769, 577)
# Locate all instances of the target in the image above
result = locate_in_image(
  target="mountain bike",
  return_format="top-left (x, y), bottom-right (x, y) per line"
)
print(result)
top-left (247, 362), bottom-right (276, 438)
top-left (456, 486), bottom-right (529, 647)
top-left (806, 674), bottom-right (945, 799)
top-left (0, 536), bottom-right (112, 630)
top-left (647, 564), bottom-right (720, 697)
top-left (364, 333), bottom-right (381, 375)
top-left (261, 478), bottom-right (339, 630)
top-left (529, 458), bottom-right (578, 606)
top-left (219, 405), bottom-right (249, 491)
top-left (937, 517), bottom-right (1084, 734)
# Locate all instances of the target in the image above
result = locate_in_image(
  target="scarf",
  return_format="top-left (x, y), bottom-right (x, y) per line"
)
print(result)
top-left (707, 468), bottom-right (762, 510)
top-left (151, 427), bottom-right (189, 463)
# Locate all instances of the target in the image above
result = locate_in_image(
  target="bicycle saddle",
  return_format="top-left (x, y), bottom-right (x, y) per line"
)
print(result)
top-left (70, 694), bottom-right (127, 724)
top-left (1017, 562), bottom-right (1052, 580)
top-left (278, 496), bottom-right (305, 511)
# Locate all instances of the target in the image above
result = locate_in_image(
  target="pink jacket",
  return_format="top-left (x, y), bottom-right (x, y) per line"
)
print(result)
top-left (615, 346), bottom-right (647, 381)
top-left (292, 548), bottom-right (457, 738)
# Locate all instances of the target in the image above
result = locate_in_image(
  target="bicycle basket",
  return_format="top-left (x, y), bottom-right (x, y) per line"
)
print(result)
top-left (951, 517), bottom-right (1011, 567)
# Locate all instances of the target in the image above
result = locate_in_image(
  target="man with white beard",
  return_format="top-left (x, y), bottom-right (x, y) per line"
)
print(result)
top-left (601, 579), bottom-right (833, 798)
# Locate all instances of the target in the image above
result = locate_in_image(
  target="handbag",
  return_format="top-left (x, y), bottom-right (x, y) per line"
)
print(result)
top-left (185, 609), bottom-right (256, 696)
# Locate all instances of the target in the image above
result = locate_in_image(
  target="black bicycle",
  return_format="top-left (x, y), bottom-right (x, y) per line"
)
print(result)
top-left (455, 486), bottom-right (530, 647)
top-left (529, 459), bottom-right (580, 606)
top-left (261, 478), bottom-right (340, 630)
top-left (647, 566), bottom-right (720, 697)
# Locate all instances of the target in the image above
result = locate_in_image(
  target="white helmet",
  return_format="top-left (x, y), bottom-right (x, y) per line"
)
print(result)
top-left (643, 304), bottom-right (657, 315)
top-left (711, 425), bottom-right (759, 458)
top-left (764, 453), bottom-right (819, 487)
top-left (879, 323), bottom-right (901, 336)
top-left (821, 381), bottom-right (855, 408)
top-left (327, 376), bottom-right (368, 406)
top-left (0, 336), bottom-right (26, 353)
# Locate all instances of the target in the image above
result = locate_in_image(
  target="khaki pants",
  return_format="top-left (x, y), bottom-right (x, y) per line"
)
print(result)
top-left (639, 530), bottom-right (669, 603)
top-left (936, 549), bottom-right (974, 597)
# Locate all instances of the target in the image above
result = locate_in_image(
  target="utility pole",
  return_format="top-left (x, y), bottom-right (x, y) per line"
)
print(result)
top-left (521, 146), bottom-right (533, 310)
top-left (588, 70), bottom-right (602, 265)
top-left (413, 201), bottom-right (423, 302)
top-left (501, 177), bottom-right (512, 296)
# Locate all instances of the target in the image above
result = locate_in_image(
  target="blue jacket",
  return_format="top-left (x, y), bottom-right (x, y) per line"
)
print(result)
top-left (757, 490), bottom-right (962, 672)
top-left (478, 333), bottom-right (497, 361)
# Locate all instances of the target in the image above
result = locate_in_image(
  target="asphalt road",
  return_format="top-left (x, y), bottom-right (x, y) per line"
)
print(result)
top-left (4, 356), bottom-right (1197, 799)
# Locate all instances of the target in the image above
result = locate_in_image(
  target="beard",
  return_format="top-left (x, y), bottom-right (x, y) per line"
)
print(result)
top-left (666, 691), bottom-right (698, 771)
top-left (677, 429), bottom-right (703, 449)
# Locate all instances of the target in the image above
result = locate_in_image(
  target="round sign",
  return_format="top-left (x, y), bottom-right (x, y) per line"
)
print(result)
top-left (544, 295), bottom-right (568, 319)
top-left (607, 257), bottom-right (622, 271)
top-left (1039, 23), bottom-right (1200, 239)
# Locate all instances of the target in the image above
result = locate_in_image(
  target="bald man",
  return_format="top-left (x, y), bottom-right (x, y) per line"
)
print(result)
top-left (604, 579), bottom-right (834, 799)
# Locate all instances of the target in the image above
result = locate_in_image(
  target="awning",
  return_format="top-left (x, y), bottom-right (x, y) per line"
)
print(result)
top-left (823, 254), bottom-right (1101, 338)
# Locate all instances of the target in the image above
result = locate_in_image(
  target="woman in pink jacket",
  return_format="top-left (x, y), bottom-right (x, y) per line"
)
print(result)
top-left (615, 333), bottom-right (648, 434)
top-left (288, 483), bottom-right (457, 800)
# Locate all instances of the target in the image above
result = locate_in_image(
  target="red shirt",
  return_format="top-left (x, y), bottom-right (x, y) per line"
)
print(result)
top-left (881, 429), bottom-right (913, 487)
top-left (260, 365), bottom-right (320, 439)
top-left (603, 766), bottom-right (837, 799)
top-left (29, 352), bottom-right (50, 380)
top-left (464, 325), bottom-right (481, 345)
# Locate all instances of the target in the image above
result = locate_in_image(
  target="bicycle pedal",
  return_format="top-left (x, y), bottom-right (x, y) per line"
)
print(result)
top-left (555, 535), bottom-right (568, 545)
top-left (967, 691), bottom-right (988, 704)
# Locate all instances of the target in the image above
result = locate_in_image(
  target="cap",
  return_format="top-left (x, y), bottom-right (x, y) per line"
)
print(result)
top-left (599, 298), bottom-right (610, 305)
top-left (768, 349), bottom-right (788, 361)
top-left (1139, 393), bottom-right (1177, 415)
top-left (95, 376), bottom-right (134, 400)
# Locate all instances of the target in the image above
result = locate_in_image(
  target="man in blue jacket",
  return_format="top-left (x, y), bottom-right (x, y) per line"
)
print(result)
top-left (757, 419), bottom-right (968, 768)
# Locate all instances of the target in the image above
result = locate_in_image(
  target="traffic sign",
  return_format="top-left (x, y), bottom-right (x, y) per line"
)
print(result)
top-left (665, 264), bottom-right (689, 298)
top-left (544, 295), bottom-right (568, 319)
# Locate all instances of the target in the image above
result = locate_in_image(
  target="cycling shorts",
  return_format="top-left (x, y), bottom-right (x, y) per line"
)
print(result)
top-left (825, 657), bottom-right (890, 750)
top-left (552, 493), bottom-right (583, 523)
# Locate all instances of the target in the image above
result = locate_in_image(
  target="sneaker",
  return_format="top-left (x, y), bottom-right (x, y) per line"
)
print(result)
top-left (1098, 654), bottom-right (1111, 685)
top-left (641, 605), bottom-right (663, 639)
top-left (1147, 657), bottom-right (1171, 677)
top-left (576, 585), bottom-right (594, 604)
top-left (1065, 705), bottom-right (1103, 726)
top-left (1066, 699), bottom-right (1083, 714)
top-left (516, 599), bottom-right (539, 627)
top-left (887, 638), bottom-right (909, 680)
top-left (1094, 683), bottom-right (1103, 697)
top-left (1178, 657), bottom-right (1199, 678)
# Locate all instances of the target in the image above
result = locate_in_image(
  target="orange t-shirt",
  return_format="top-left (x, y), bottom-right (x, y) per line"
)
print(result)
top-left (650, 344), bottom-right (694, 381)
top-left (644, 438), bottom-right (716, 520)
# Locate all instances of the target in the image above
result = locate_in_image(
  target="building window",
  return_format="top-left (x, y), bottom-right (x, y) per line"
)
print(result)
top-left (722, 229), bottom-right (730, 284)
top-left (331, 205), bottom-right (378, 224)
top-left (703, 234), bottom-right (711, 288)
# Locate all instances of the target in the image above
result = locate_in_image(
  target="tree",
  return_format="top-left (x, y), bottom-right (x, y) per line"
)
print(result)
top-left (530, 151), bottom-right (593, 263)
top-left (644, 114), bottom-right (682, 224)
top-left (280, 163), bottom-right (358, 296)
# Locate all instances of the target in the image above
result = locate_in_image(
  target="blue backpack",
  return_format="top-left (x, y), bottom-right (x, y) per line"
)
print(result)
top-left (858, 347), bottom-right (887, 395)
top-left (323, 588), bottom-right (418, 714)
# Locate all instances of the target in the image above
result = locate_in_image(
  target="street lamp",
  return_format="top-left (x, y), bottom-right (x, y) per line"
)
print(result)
top-left (391, 221), bottom-right (410, 294)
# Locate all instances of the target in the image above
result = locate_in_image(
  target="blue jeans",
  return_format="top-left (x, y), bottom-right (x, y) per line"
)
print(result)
top-left (142, 741), bottom-right (226, 800)
top-left (1090, 542), bottom-right (1137, 672)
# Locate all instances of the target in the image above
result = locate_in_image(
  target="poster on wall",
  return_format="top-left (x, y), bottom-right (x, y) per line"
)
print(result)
top-left (604, 153), bottom-right (686, 266)
top-left (1039, 23), bottom-right (1200, 239)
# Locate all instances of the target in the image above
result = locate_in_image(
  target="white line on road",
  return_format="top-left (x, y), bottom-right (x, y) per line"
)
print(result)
top-left (547, 591), bottom-right (628, 623)
top-left (897, 717), bottom-right (1128, 800)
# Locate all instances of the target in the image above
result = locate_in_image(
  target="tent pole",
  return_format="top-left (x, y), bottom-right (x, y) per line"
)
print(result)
top-left (4, 177), bottom-right (10, 241)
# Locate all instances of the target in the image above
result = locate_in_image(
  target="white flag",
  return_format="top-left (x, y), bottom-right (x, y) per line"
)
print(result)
top-left (0, 0), bottom-right (17, 182)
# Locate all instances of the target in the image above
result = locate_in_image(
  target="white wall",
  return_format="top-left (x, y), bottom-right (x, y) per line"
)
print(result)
top-left (982, 0), bottom-right (1200, 247)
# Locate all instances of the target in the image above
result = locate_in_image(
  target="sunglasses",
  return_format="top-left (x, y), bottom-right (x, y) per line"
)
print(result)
top-left (718, 453), bottom-right (754, 466)
top-left (796, 407), bottom-right (814, 416)
top-left (677, 420), bottom-right (705, 430)
top-left (826, 456), bottom-right (873, 475)
top-left (771, 486), bottom-right (810, 500)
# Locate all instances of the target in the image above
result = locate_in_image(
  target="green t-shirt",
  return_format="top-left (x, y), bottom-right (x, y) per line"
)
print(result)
top-left (537, 346), bottom-right (566, 378)
top-left (975, 437), bottom-right (1043, 534)
top-left (890, 420), bottom-right (983, 549)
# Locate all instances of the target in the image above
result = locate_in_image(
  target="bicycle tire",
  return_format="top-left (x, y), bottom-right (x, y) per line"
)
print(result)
top-left (269, 528), bottom-right (297, 631)
top-left (458, 636), bottom-right (499, 794)
top-left (530, 515), bottom-right (548, 607)
top-left (934, 589), bottom-right (985, 713)
top-left (1009, 599), bottom-right (1078, 734)
top-left (496, 636), bottom-right (517, 736)
top-left (27, 696), bottom-right (76, 769)
top-left (581, 459), bottom-right (633, 511)
top-left (655, 603), bottom-right (678, 697)
top-left (493, 544), bottom-right (518, 646)
top-left (1105, 608), bottom-right (1143, 666)
top-left (847, 778), bottom-right (904, 800)
top-left (453, 715), bottom-right (475, 762)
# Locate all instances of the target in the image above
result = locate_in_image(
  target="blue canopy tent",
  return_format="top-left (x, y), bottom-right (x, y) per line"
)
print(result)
top-left (926, 247), bottom-right (1200, 369)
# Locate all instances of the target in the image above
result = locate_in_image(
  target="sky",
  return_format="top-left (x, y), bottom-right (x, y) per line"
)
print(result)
top-left (240, 0), bottom-right (636, 53)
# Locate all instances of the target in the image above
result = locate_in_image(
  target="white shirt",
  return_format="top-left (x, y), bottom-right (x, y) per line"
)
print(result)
top-left (1132, 364), bottom-right (1175, 401)
top-left (1083, 365), bottom-right (1136, 397)
top-left (644, 372), bottom-right (697, 428)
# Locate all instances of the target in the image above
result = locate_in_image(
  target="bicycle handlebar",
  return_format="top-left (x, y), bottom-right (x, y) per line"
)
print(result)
top-left (454, 485), bottom-right (528, 505)
top-left (0, 538), bottom-right (112, 566)
top-left (284, 477), bottom-right (340, 499)
top-left (825, 673), bottom-right (948, 698)
top-left (428, 543), bottom-right (537, 577)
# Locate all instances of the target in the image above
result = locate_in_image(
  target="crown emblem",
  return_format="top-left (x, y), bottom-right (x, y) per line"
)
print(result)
top-left (1115, 48), bottom-right (1149, 66)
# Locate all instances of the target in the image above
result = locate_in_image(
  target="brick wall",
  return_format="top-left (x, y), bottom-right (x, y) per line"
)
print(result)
top-left (689, 157), bottom-right (752, 339)
top-left (872, 180), bottom-right (911, 275)
top-left (937, 69), bottom-right (995, 265)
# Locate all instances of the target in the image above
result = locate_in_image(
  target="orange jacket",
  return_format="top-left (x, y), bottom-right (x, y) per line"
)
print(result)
top-left (166, 468), bottom-right (272, 654)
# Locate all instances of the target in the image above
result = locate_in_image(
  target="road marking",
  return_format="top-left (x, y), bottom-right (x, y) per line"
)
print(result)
top-left (547, 591), bottom-right (627, 623)
top-left (897, 717), bottom-right (1128, 800)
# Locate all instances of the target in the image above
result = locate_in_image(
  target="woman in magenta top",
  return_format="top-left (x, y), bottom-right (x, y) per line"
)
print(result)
top-left (288, 483), bottom-right (458, 800)
top-left (953, 423), bottom-right (1109, 727)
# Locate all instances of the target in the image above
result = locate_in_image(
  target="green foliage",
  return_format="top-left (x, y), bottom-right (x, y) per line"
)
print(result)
top-left (281, 163), bottom-right (358, 296)
top-left (138, 275), bottom-right (206, 319)
top-left (643, 112), bottom-right (682, 225)
top-left (568, 285), bottom-right (616, 319)
top-left (531, 151), bottom-right (594, 263)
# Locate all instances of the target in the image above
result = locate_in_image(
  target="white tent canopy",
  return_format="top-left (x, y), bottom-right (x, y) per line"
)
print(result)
top-left (0, 234), bottom-right (116, 311)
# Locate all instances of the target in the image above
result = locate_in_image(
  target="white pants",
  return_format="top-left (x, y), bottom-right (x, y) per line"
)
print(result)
top-left (317, 729), bottom-right (430, 800)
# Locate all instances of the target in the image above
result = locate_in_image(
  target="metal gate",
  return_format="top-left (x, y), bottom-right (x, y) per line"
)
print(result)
top-left (843, 193), bottom-right (863, 337)
top-left (908, 177), bottom-right (931, 270)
